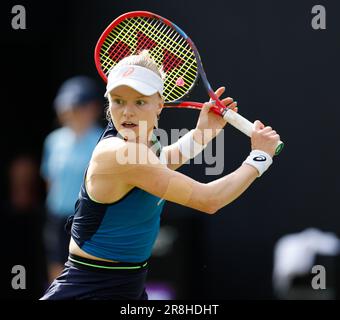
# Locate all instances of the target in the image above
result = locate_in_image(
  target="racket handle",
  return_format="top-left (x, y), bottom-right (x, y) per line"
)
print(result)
top-left (223, 109), bottom-right (284, 156)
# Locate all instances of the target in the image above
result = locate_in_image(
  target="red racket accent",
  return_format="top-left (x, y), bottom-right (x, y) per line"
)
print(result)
top-left (165, 101), bottom-right (203, 110)
top-left (136, 32), bottom-right (158, 53)
top-left (108, 41), bottom-right (131, 63)
top-left (163, 49), bottom-right (185, 73)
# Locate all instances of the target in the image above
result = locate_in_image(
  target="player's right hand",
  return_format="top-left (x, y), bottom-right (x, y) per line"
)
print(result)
top-left (251, 120), bottom-right (280, 158)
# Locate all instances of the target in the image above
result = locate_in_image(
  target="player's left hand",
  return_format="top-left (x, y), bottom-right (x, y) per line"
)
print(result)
top-left (194, 87), bottom-right (238, 144)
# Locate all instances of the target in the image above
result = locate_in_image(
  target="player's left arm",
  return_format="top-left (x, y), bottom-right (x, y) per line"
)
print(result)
top-left (162, 87), bottom-right (238, 171)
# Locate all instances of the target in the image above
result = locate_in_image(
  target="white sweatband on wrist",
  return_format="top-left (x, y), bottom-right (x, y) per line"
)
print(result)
top-left (177, 130), bottom-right (207, 159)
top-left (243, 150), bottom-right (273, 177)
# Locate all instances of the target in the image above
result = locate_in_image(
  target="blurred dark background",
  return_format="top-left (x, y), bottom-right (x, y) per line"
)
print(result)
top-left (0, 0), bottom-right (339, 299)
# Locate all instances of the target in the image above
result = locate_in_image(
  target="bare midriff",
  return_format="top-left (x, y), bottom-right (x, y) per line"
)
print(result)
top-left (69, 237), bottom-right (120, 263)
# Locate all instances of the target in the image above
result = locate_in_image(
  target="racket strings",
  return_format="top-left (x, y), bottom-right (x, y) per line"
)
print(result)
top-left (102, 20), bottom-right (139, 70)
top-left (122, 17), bottom-right (193, 74)
top-left (98, 15), bottom-right (198, 102)
top-left (102, 16), bottom-right (196, 79)
top-left (101, 17), bottom-right (181, 72)
top-left (140, 18), bottom-right (198, 97)
top-left (138, 18), bottom-right (198, 101)
top-left (136, 31), bottom-right (158, 52)
top-left (101, 18), bottom-right (141, 70)
top-left (107, 41), bottom-right (131, 65)
top-left (165, 56), bottom-right (198, 101)
top-left (101, 16), bottom-right (196, 74)
top-left (102, 16), bottom-right (191, 75)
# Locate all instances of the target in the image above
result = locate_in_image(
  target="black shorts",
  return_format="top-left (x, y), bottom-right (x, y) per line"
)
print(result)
top-left (40, 254), bottom-right (149, 300)
top-left (44, 213), bottom-right (71, 264)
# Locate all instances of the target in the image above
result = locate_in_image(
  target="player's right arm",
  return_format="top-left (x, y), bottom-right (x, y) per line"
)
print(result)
top-left (92, 121), bottom-right (279, 214)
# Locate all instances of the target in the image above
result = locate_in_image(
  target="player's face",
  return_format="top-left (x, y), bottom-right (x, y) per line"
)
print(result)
top-left (109, 85), bottom-right (163, 143)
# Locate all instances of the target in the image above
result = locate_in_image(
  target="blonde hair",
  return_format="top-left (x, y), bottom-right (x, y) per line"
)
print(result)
top-left (115, 50), bottom-right (164, 79)
top-left (106, 50), bottom-right (164, 121)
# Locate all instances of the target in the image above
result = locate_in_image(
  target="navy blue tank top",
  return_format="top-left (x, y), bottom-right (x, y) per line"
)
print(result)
top-left (70, 122), bottom-right (166, 263)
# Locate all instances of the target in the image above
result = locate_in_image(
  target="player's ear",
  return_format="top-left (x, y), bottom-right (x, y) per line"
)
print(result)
top-left (158, 95), bottom-right (164, 112)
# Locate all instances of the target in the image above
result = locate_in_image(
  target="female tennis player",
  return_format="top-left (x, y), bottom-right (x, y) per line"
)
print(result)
top-left (41, 51), bottom-right (280, 300)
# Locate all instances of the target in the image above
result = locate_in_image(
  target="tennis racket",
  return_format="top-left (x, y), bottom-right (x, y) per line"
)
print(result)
top-left (94, 11), bottom-right (284, 155)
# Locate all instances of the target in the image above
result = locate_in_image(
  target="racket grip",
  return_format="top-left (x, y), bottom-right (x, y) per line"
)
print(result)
top-left (223, 109), bottom-right (284, 156)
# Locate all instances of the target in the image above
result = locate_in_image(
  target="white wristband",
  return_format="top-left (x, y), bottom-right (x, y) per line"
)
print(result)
top-left (243, 150), bottom-right (273, 177)
top-left (177, 130), bottom-right (207, 159)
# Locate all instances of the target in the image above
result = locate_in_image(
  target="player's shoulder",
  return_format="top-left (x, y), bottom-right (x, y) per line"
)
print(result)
top-left (92, 137), bottom-right (132, 164)
top-left (94, 137), bottom-right (125, 156)
top-left (92, 138), bottom-right (156, 167)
